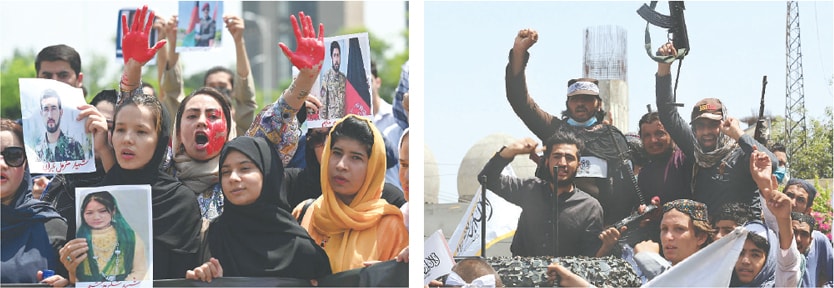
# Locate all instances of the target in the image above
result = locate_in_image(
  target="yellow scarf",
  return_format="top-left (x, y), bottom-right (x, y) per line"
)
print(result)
top-left (310, 115), bottom-right (406, 273)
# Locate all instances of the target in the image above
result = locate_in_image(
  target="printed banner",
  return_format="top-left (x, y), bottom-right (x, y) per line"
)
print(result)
top-left (19, 78), bottom-right (95, 174)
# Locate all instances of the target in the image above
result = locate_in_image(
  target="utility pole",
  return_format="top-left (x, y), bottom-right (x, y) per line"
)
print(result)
top-left (785, 1), bottom-right (807, 170)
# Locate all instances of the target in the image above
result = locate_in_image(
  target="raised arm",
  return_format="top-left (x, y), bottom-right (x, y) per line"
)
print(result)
top-left (245, 12), bottom-right (324, 166)
top-left (505, 29), bottom-right (560, 141)
top-left (224, 15), bottom-right (257, 137)
top-left (158, 15), bottom-right (184, 118)
top-left (655, 42), bottom-right (696, 156)
top-left (751, 146), bottom-right (802, 287)
top-left (478, 138), bottom-right (539, 205)
top-left (120, 5), bottom-right (167, 100)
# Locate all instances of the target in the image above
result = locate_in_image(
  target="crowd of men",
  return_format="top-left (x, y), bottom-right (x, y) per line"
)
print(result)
top-left (457, 29), bottom-right (833, 287)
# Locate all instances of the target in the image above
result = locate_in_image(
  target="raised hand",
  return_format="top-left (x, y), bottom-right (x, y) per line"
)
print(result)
top-left (510, 28), bottom-right (538, 75)
top-left (749, 146), bottom-right (774, 193)
top-left (656, 42), bottom-right (676, 76)
top-left (500, 137), bottom-right (539, 159)
top-left (122, 5), bottom-right (167, 65)
top-left (767, 188), bottom-right (793, 220)
top-left (513, 28), bottom-right (538, 53)
top-left (224, 15), bottom-right (245, 42)
top-left (720, 116), bottom-right (743, 140)
top-left (278, 11), bottom-right (325, 75)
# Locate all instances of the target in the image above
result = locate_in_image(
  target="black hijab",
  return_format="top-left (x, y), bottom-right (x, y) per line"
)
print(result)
top-left (2, 169), bottom-right (64, 283)
top-left (209, 136), bottom-right (331, 279)
top-left (100, 98), bottom-right (201, 255)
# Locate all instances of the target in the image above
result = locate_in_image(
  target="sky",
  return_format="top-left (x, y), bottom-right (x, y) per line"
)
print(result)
top-left (0, 1), bottom-right (406, 80)
top-left (425, 1), bottom-right (834, 203)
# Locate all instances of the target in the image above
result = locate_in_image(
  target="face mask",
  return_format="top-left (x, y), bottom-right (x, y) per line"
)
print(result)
top-left (567, 116), bottom-right (598, 127)
top-left (774, 165), bottom-right (787, 184)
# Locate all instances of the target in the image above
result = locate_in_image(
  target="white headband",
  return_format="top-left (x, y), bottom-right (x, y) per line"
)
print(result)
top-left (445, 271), bottom-right (497, 287)
top-left (567, 81), bottom-right (600, 95)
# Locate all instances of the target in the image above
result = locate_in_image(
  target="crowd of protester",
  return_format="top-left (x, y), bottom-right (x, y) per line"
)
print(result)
top-left (429, 29), bottom-right (832, 287)
top-left (1, 6), bottom-right (410, 286)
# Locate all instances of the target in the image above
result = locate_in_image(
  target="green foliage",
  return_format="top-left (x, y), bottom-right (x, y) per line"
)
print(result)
top-left (82, 53), bottom-right (116, 102)
top-left (811, 177), bottom-right (832, 216)
top-left (770, 107), bottom-right (833, 179)
top-left (1, 49), bottom-right (37, 120)
top-left (810, 177), bottom-right (833, 240)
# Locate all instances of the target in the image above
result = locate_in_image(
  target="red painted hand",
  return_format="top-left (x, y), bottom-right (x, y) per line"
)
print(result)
top-left (122, 5), bottom-right (167, 65)
top-left (278, 11), bottom-right (324, 74)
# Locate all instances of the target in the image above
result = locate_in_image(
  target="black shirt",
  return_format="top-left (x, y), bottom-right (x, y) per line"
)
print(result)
top-left (479, 153), bottom-right (603, 257)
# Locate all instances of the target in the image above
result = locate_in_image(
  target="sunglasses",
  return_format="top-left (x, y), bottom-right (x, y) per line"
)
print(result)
top-left (1, 147), bottom-right (26, 167)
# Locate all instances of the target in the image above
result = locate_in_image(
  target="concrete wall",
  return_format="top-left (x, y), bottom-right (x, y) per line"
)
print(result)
top-left (598, 79), bottom-right (629, 132)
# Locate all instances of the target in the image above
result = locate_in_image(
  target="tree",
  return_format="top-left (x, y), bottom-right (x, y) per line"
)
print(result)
top-left (770, 107), bottom-right (833, 179)
top-left (1, 49), bottom-right (37, 120)
top-left (82, 53), bottom-right (117, 102)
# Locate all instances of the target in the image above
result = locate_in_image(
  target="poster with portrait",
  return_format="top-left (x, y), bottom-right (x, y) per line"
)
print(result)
top-left (116, 8), bottom-right (159, 66)
top-left (19, 78), bottom-right (95, 174)
top-left (75, 185), bottom-right (153, 287)
top-left (175, 1), bottom-right (224, 52)
top-left (305, 33), bottom-right (373, 128)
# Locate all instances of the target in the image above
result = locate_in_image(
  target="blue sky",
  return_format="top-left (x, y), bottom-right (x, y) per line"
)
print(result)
top-left (425, 1), bottom-right (833, 203)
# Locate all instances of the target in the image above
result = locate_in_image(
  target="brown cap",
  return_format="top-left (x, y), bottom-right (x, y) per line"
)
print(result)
top-left (566, 78), bottom-right (600, 97)
top-left (690, 98), bottom-right (724, 123)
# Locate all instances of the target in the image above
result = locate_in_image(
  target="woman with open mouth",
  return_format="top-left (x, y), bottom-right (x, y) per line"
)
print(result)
top-left (60, 6), bottom-right (202, 282)
top-left (293, 115), bottom-right (408, 273)
top-left (164, 10), bottom-right (327, 222)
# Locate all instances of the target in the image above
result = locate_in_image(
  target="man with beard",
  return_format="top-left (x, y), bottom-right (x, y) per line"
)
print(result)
top-left (478, 127), bottom-right (603, 257)
top-left (654, 42), bottom-right (776, 218)
top-left (782, 180), bottom-right (833, 287)
top-left (505, 28), bottom-right (640, 226)
top-left (319, 41), bottom-right (347, 119)
top-left (636, 111), bottom-right (693, 204)
top-left (34, 89), bottom-right (84, 162)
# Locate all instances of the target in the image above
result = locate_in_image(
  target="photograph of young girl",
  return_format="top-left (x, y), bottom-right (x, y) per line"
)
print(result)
top-left (74, 186), bottom-right (152, 285)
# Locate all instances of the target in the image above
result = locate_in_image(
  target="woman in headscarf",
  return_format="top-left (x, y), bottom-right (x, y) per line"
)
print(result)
top-left (294, 115), bottom-right (408, 273)
top-left (75, 191), bottom-right (147, 282)
top-left (731, 222), bottom-right (779, 287)
top-left (1, 119), bottom-right (68, 286)
top-left (59, 5), bottom-right (201, 282)
top-left (185, 136), bottom-right (331, 282)
top-left (60, 92), bottom-right (202, 281)
top-left (168, 87), bottom-right (233, 221)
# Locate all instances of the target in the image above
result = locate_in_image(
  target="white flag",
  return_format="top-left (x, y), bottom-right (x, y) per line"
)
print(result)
top-left (448, 165), bottom-right (522, 256)
top-left (424, 230), bottom-right (456, 285)
top-left (645, 226), bottom-right (747, 287)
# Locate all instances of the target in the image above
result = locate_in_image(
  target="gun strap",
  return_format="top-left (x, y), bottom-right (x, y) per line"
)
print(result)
top-left (643, 22), bottom-right (689, 63)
